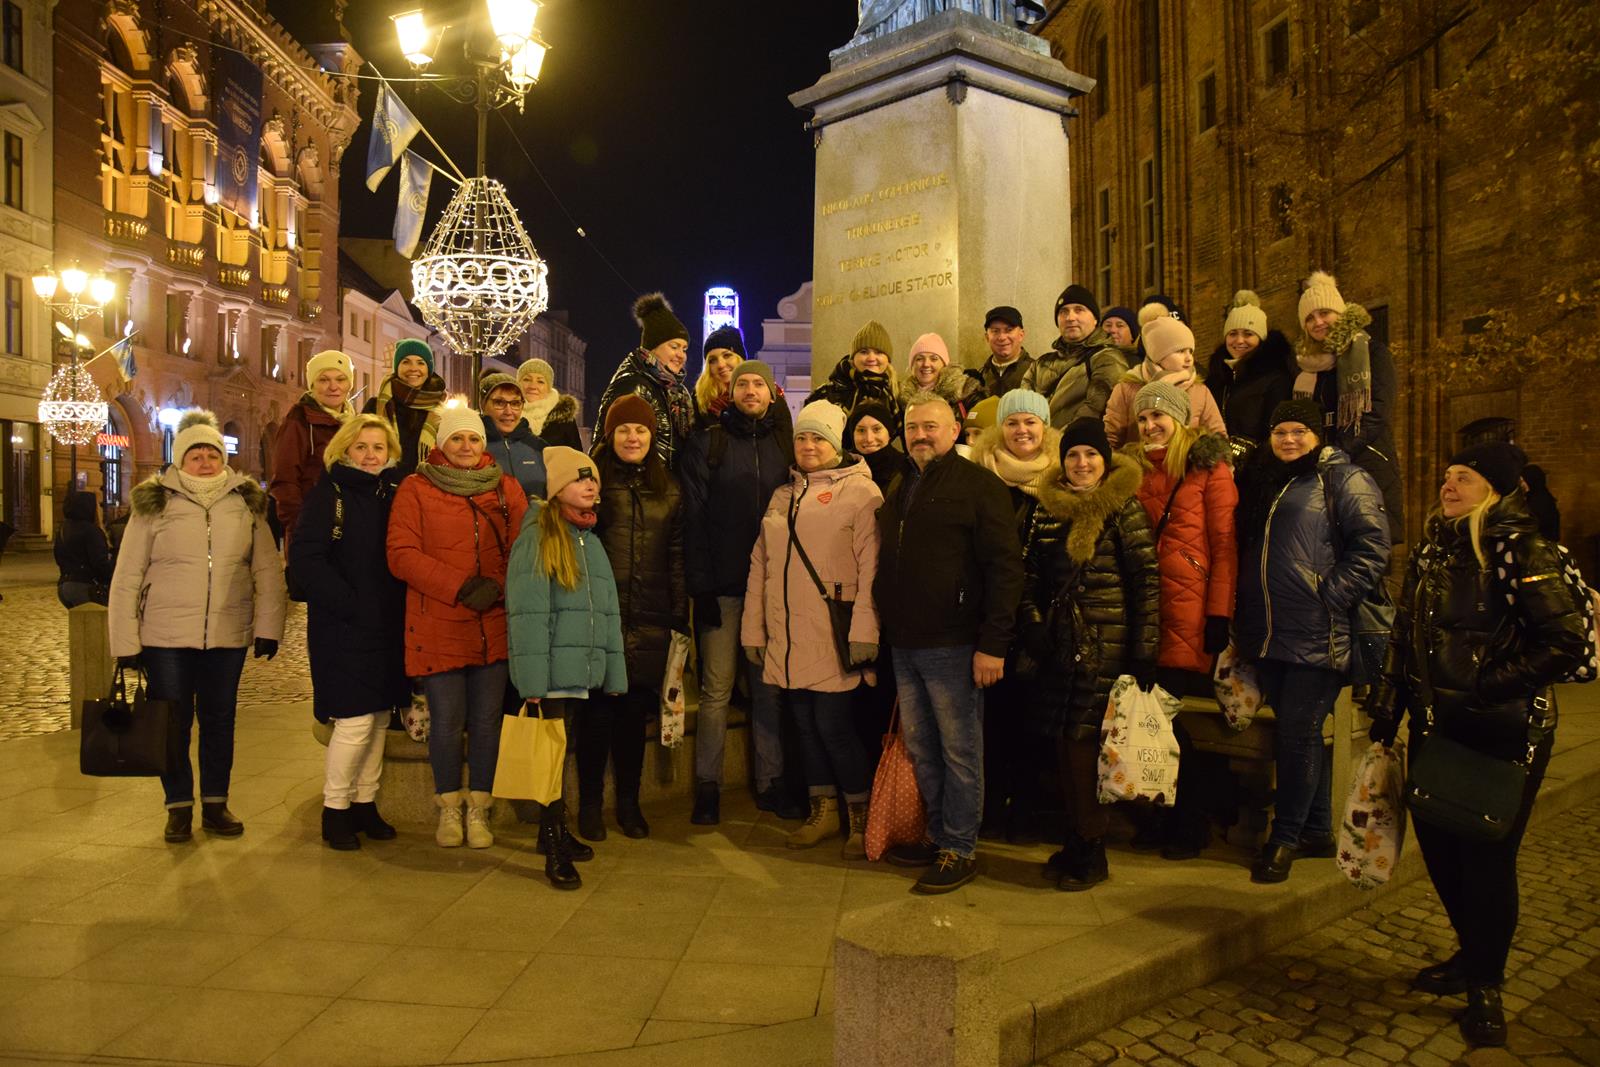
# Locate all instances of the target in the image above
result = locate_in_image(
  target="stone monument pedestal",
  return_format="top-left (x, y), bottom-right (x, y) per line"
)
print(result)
top-left (791, 10), bottom-right (1091, 376)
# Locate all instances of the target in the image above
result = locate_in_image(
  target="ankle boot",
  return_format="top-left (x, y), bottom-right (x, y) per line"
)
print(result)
top-left (349, 801), bottom-right (396, 840)
top-left (577, 801), bottom-right (607, 842)
top-left (540, 803), bottom-right (582, 890)
top-left (690, 781), bottom-right (720, 825)
top-left (164, 806), bottom-right (193, 843)
top-left (465, 791), bottom-right (495, 848)
top-left (1058, 836), bottom-right (1108, 892)
top-left (786, 796), bottom-right (839, 850)
top-left (842, 801), bottom-right (869, 860)
top-left (536, 803), bottom-right (594, 862)
top-left (1460, 985), bottom-right (1507, 1047)
top-left (615, 797), bottom-right (650, 839)
top-left (201, 802), bottom-right (244, 837)
top-left (322, 806), bottom-right (360, 851)
top-left (434, 790), bottom-right (465, 847)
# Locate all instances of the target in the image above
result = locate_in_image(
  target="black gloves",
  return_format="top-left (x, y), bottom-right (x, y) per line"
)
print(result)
top-left (1129, 660), bottom-right (1158, 690)
top-left (695, 595), bottom-right (722, 630)
top-left (457, 576), bottom-right (502, 612)
top-left (116, 654), bottom-right (142, 670)
top-left (1020, 621), bottom-right (1052, 662)
top-left (1204, 616), bottom-right (1232, 655)
top-left (253, 638), bottom-right (278, 661)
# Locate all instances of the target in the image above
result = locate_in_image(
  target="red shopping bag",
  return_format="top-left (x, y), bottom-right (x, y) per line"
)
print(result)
top-left (865, 703), bottom-right (926, 861)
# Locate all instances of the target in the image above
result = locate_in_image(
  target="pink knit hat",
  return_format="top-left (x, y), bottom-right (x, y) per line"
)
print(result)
top-left (908, 332), bottom-right (950, 367)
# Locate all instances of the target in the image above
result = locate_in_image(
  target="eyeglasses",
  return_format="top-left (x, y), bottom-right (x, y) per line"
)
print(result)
top-left (1270, 428), bottom-right (1312, 440)
top-left (486, 398), bottom-right (524, 410)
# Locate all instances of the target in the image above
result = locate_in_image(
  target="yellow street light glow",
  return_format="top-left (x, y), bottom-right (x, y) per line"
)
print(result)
top-left (487, 0), bottom-right (540, 49)
top-left (60, 267), bottom-right (88, 296)
top-left (89, 275), bottom-right (117, 306)
top-left (504, 32), bottom-right (548, 88)
top-left (31, 272), bottom-right (57, 300)
top-left (392, 9), bottom-right (435, 65)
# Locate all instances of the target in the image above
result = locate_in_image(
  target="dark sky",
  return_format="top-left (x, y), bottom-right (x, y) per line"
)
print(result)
top-left (270, 0), bottom-right (860, 414)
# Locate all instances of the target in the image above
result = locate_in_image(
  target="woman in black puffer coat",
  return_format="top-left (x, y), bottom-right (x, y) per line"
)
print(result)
top-left (288, 414), bottom-right (410, 851)
top-left (1204, 291), bottom-right (1294, 463)
top-left (55, 490), bottom-right (113, 607)
top-left (583, 395), bottom-right (688, 841)
top-left (1368, 442), bottom-right (1591, 1050)
top-left (1018, 418), bottom-right (1160, 892)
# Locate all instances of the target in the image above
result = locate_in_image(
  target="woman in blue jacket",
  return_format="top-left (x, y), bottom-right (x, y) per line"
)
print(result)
top-left (1234, 398), bottom-right (1391, 884)
top-left (506, 447), bottom-right (628, 889)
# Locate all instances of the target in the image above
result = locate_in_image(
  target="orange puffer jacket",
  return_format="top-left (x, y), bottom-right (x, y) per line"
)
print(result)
top-left (1123, 433), bottom-right (1238, 674)
top-left (386, 451), bottom-right (529, 678)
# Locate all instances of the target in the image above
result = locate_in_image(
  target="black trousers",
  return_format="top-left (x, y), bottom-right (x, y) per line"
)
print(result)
top-left (576, 687), bottom-right (655, 808)
top-left (1411, 732), bottom-right (1551, 987)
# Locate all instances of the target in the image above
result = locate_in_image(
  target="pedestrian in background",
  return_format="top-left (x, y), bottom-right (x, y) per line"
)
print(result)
top-left (1520, 463), bottom-right (1560, 541)
top-left (55, 490), bottom-right (112, 607)
top-left (583, 396), bottom-right (687, 841)
top-left (507, 448), bottom-right (628, 889)
top-left (288, 414), bottom-right (409, 851)
top-left (108, 410), bottom-right (286, 843)
top-left (743, 400), bottom-right (882, 858)
top-left (1369, 442), bottom-right (1589, 1049)
top-left (271, 349), bottom-right (356, 544)
top-left (517, 357), bottom-right (583, 450)
top-left (595, 292), bottom-right (696, 469)
top-left (1234, 398), bottom-right (1390, 883)
top-left (387, 403), bottom-right (528, 850)
top-left (364, 337), bottom-right (445, 476)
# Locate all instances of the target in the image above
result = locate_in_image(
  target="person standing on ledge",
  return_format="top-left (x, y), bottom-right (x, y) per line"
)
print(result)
top-left (808, 321), bottom-right (902, 433)
top-left (272, 349), bottom-right (356, 546)
top-left (364, 338), bottom-right (446, 477)
top-left (1021, 285), bottom-right (1127, 429)
top-left (517, 357), bottom-right (583, 451)
top-left (595, 293), bottom-right (697, 470)
top-left (976, 305), bottom-right (1034, 399)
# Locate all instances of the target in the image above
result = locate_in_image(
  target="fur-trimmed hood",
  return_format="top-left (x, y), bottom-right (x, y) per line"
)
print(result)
top-left (898, 364), bottom-right (980, 407)
top-left (132, 468), bottom-right (267, 517)
top-left (1120, 429), bottom-right (1233, 474)
top-left (1033, 453), bottom-right (1143, 563)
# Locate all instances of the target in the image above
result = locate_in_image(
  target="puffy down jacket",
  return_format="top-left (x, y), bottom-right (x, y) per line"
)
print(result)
top-left (594, 450), bottom-right (687, 686)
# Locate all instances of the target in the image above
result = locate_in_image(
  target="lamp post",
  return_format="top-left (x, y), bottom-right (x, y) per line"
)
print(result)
top-left (33, 266), bottom-right (116, 489)
top-left (391, 1), bottom-right (552, 394)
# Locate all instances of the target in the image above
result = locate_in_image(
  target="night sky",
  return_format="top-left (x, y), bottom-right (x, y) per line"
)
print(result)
top-left (270, 0), bottom-right (861, 414)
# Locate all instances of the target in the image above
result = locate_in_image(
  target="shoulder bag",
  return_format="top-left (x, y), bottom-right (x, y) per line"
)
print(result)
top-left (787, 494), bottom-right (872, 673)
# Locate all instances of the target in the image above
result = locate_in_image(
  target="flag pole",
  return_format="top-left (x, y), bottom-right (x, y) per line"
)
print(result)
top-left (368, 62), bottom-right (469, 184)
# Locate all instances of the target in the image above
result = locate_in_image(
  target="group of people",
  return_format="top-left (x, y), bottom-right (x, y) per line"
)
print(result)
top-left (91, 277), bottom-right (1589, 1050)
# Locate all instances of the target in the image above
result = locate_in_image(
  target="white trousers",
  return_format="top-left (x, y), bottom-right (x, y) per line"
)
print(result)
top-left (324, 712), bottom-right (386, 808)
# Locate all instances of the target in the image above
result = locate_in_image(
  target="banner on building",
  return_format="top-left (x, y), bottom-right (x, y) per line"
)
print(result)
top-left (366, 82), bottom-right (422, 192)
top-left (394, 150), bottom-right (434, 257)
top-left (213, 51), bottom-right (263, 218)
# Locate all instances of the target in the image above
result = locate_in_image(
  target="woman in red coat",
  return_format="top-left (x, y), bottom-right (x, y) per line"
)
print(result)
top-left (1121, 380), bottom-right (1238, 858)
top-left (271, 350), bottom-right (357, 545)
top-left (387, 403), bottom-right (528, 850)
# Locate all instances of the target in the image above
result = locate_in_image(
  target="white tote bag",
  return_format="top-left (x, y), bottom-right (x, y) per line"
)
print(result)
top-left (1337, 740), bottom-right (1408, 890)
top-left (659, 631), bottom-right (691, 748)
top-left (1097, 675), bottom-right (1182, 806)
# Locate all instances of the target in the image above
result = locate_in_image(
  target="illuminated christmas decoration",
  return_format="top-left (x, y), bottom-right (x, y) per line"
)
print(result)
top-left (38, 364), bottom-right (108, 447)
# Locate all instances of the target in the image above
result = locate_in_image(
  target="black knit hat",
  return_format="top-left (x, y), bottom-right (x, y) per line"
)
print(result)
top-left (1054, 284), bottom-right (1100, 323)
top-left (845, 399), bottom-right (900, 443)
top-left (1269, 398), bottom-right (1326, 435)
top-left (633, 292), bottom-right (689, 351)
top-left (1449, 441), bottom-right (1528, 495)
top-left (704, 324), bottom-right (747, 360)
top-left (1100, 306), bottom-right (1140, 341)
top-left (1059, 416), bottom-right (1112, 466)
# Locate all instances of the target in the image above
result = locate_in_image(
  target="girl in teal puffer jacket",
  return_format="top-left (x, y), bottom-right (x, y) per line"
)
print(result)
top-left (506, 447), bottom-right (627, 889)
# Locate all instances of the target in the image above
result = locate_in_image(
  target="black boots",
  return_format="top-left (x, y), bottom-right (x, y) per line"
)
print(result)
top-left (1056, 836), bottom-right (1109, 892)
top-left (349, 801), bottom-right (397, 840)
top-left (1414, 956), bottom-right (1469, 996)
top-left (1251, 843), bottom-right (1295, 883)
top-left (322, 807), bottom-right (360, 851)
top-left (539, 801), bottom-right (582, 890)
top-left (615, 798), bottom-right (650, 839)
top-left (690, 781), bottom-right (720, 825)
top-left (577, 802), bottom-right (606, 842)
top-left (164, 806), bottom-right (192, 843)
top-left (200, 802), bottom-right (243, 837)
top-left (1460, 985), bottom-right (1507, 1047)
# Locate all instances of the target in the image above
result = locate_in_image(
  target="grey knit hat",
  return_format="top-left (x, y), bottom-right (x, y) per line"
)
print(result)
top-left (1133, 380), bottom-right (1191, 425)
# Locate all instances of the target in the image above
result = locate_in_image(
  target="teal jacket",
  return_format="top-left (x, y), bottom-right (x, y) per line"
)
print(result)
top-left (506, 501), bottom-right (628, 698)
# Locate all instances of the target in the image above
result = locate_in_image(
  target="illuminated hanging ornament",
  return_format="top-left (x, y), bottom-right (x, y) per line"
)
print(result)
top-left (38, 364), bottom-right (108, 446)
top-left (410, 177), bottom-right (549, 364)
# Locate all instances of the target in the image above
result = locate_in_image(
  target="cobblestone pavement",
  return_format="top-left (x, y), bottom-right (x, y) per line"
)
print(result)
top-left (0, 564), bottom-right (311, 741)
top-left (1043, 801), bottom-right (1600, 1066)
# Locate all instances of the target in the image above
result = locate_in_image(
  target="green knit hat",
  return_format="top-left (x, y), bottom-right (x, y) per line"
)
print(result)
top-left (851, 320), bottom-right (892, 358)
top-left (394, 337), bottom-right (434, 375)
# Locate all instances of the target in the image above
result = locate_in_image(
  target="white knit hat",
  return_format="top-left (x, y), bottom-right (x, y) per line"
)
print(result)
top-left (305, 349), bottom-right (354, 384)
top-left (172, 409), bottom-right (225, 461)
top-left (794, 400), bottom-right (846, 453)
top-left (1223, 290), bottom-right (1268, 339)
top-left (1297, 271), bottom-right (1347, 325)
top-left (435, 401), bottom-right (485, 446)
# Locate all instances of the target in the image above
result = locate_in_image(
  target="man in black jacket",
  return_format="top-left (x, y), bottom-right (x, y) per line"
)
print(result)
top-left (679, 361), bottom-right (802, 825)
top-left (977, 305), bottom-right (1033, 399)
top-left (876, 392), bottom-right (1024, 892)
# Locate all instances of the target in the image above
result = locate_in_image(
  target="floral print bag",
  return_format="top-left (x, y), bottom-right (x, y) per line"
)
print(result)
top-left (1097, 676), bottom-right (1182, 806)
top-left (1338, 740), bottom-right (1408, 889)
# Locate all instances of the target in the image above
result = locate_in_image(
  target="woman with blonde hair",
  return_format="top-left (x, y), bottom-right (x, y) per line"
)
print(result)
top-left (289, 414), bottom-right (410, 850)
top-left (1368, 442), bottom-right (1590, 1048)
top-left (696, 325), bottom-right (745, 427)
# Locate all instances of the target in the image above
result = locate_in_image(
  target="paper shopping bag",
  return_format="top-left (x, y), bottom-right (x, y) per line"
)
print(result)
top-left (865, 703), bottom-right (926, 861)
top-left (659, 631), bottom-right (691, 748)
top-left (492, 702), bottom-right (566, 804)
top-left (1097, 675), bottom-right (1181, 806)
top-left (1337, 740), bottom-right (1408, 889)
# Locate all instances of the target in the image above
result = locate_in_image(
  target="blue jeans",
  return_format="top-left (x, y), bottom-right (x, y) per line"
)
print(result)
top-left (694, 595), bottom-right (783, 788)
top-left (422, 663), bottom-right (508, 793)
top-left (893, 645), bottom-right (984, 857)
top-left (787, 689), bottom-right (871, 802)
top-left (143, 646), bottom-right (247, 808)
top-left (1259, 660), bottom-right (1345, 847)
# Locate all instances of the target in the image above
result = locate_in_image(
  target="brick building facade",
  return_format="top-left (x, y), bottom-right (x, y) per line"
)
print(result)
top-left (1035, 0), bottom-right (1599, 567)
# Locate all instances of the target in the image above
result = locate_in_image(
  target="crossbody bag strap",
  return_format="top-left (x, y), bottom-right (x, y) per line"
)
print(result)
top-left (786, 491), bottom-right (833, 603)
top-left (1152, 477), bottom-right (1184, 543)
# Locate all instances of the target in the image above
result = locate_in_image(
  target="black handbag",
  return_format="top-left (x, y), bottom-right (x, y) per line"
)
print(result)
top-left (1320, 471), bottom-right (1394, 685)
top-left (787, 497), bottom-right (872, 673)
top-left (80, 667), bottom-right (175, 777)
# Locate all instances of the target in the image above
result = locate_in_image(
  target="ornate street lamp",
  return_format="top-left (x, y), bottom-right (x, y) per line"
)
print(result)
top-left (390, 1), bottom-right (552, 390)
top-left (33, 265), bottom-right (117, 487)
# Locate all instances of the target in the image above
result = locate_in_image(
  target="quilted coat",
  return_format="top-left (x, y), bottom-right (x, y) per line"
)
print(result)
top-left (506, 500), bottom-right (628, 698)
top-left (1234, 446), bottom-right (1391, 673)
top-left (595, 348), bottom-right (695, 470)
top-left (742, 456), bottom-right (882, 693)
top-left (386, 451), bottom-right (529, 678)
top-left (1374, 497), bottom-right (1589, 759)
top-left (1018, 455), bottom-right (1161, 739)
top-left (270, 394), bottom-right (350, 541)
top-left (594, 450), bottom-right (688, 687)
top-left (1123, 432), bottom-right (1239, 674)
top-left (108, 469), bottom-right (287, 656)
top-left (1019, 328), bottom-right (1128, 428)
top-left (483, 417), bottom-right (548, 501)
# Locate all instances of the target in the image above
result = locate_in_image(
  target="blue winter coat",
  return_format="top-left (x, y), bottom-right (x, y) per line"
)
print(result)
top-left (506, 500), bottom-right (628, 698)
top-left (1234, 447), bottom-right (1391, 672)
top-left (484, 418), bottom-right (548, 501)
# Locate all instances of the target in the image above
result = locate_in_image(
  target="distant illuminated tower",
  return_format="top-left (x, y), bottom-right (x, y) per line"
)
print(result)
top-left (704, 286), bottom-right (740, 344)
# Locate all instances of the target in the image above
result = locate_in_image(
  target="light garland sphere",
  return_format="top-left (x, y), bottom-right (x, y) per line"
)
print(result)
top-left (39, 364), bottom-right (107, 446)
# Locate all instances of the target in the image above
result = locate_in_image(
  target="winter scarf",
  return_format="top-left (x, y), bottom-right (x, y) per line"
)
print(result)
top-left (523, 388), bottom-right (562, 436)
top-left (560, 503), bottom-right (598, 530)
top-left (705, 391), bottom-right (731, 420)
top-left (176, 469), bottom-right (233, 509)
top-left (1294, 305), bottom-right (1374, 436)
top-left (647, 350), bottom-right (696, 445)
top-left (1236, 448), bottom-right (1321, 549)
top-left (304, 391), bottom-right (356, 424)
top-left (418, 459), bottom-right (504, 497)
top-left (985, 444), bottom-right (1055, 497)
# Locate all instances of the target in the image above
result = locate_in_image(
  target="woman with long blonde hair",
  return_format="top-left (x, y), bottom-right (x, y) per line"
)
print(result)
top-left (696, 326), bottom-right (745, 426)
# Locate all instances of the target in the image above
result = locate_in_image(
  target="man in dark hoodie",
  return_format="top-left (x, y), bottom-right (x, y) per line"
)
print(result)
top-left (679, 360), bottom-right (805, 825)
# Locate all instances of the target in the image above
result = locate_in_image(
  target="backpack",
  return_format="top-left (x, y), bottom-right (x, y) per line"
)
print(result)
top-left (1492, 533), bottom-right (1600, 684)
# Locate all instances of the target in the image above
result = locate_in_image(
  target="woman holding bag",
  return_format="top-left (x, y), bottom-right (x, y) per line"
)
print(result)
top-left (507, 447), bottom-right (628, 889)
top-left (742, 400), bottom-right (882, 858)
top-left (1019, 418), bottom-right (1160, 890)
top-left (584, 396), bottom-right (688, 841)
top-left (1368, 443), bottom-right (1590, 1048)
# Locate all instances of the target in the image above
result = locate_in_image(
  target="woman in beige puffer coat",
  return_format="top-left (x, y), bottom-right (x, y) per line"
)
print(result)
top-left (742, 400), bottom-right (882, 858)
top-left (108, 411), bottom-right (287, 844)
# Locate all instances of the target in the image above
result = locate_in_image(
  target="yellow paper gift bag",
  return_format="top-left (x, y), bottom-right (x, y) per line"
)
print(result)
top-left (492, 701), bottom-right (566, 804)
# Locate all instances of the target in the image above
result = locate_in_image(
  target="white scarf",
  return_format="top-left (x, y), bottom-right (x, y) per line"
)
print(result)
top-left (177, 469), bottom-right (233, 509)
top-left (524, 388), bottom-right (561, 435)
top-left (1294, 345), bottom-right (1336, 399)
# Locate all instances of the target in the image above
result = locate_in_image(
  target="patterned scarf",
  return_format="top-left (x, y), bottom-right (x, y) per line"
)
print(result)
top-left (417, 459), bottom-right (503, 497)
top-left (649, 352), bottom-right (695, 444)
top-left (1294, 305), bottom-right (1374, 436)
